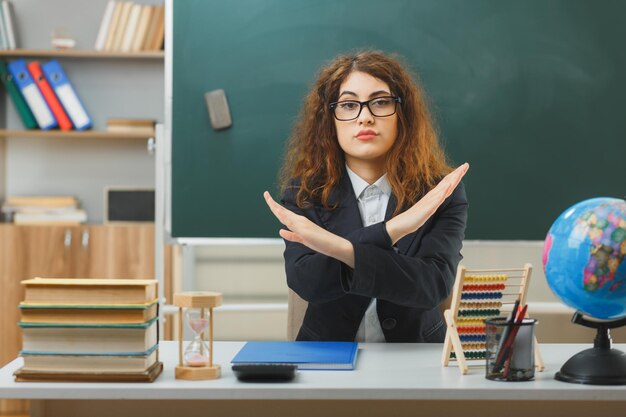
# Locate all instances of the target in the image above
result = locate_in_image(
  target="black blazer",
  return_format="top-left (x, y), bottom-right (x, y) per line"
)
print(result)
top-left (280, 172), bottom-right (468, 342)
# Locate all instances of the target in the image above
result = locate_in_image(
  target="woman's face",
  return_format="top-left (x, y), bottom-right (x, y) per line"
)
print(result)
top-left (333, 71), bottom-right (399, 174)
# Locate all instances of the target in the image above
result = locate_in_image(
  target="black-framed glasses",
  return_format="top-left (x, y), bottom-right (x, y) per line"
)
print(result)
top-left (329, 96), bottom-right (402, 121)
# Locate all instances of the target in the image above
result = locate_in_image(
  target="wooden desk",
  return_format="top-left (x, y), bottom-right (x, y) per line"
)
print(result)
top-left (1, 341), bottom-right (625, 417)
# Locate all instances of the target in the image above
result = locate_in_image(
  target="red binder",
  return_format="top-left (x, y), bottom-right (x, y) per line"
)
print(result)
top-left (27, 61), bottom-right (73, 131)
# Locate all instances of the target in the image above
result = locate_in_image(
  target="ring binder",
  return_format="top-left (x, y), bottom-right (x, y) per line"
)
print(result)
top-left (41, 60), bottom-right (92, 131)
top-left (7, 59), bottom-right (57, 130)
top-left (28, 61), bottom-right (72, 131)
top-left (0, 61), bottom-right (37, 129)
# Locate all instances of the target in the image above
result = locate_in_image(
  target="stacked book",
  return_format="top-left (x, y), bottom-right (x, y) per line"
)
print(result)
top-left (106, 118), bottom-right (156, 136)
top-left (95, 1), bottom-right (165, 52)
top-left (1, 195), bottom-right (87, 225)
top-left (14, 278), bottom-right (162, 383)
top-left (0, 59), bottom-right (92, 131)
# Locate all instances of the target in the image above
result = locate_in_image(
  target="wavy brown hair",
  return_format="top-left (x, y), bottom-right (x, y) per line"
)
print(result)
top-left (279, 50), bottom-right (452, 215)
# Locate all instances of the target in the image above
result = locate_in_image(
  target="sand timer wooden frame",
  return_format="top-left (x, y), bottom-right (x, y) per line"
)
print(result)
top-left (173, 291), bottom-right (222, 380)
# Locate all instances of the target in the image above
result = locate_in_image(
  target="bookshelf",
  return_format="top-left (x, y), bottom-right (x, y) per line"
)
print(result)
top-left (0, 129), bottom-right (155, 140)
top-left (0, 0), bottom-right (164, 221)
top-left (0, 48), bottom-right (162, 142)
top-left (0, 1), bottom-right (166, 412)
top-left (0, 48), bottom-right (162, 220)
top-left (0, 49), bottom-right (164, 59)
top-left (0, 49), bottom-right (161, 139)
top-left (1, 0), bottom-right (168, 409)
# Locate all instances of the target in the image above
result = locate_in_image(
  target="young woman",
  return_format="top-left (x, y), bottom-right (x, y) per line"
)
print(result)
top-left (264, 50), bottom-right (469, 342)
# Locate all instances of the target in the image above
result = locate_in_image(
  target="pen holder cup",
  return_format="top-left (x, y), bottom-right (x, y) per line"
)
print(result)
top-left (485, 317), bottom-right (537, 381)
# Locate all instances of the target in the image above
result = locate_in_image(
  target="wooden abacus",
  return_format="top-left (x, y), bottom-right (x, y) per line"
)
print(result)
top-left (441, 264), bottom-right (544, 375)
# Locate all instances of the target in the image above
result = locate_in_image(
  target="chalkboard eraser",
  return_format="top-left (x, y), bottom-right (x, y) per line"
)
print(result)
top-left (205, 89), bottom-right (232, 130)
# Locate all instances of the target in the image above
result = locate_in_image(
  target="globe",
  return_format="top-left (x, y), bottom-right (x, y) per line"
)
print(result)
top-left (543, 197), bottom-right (626, 320)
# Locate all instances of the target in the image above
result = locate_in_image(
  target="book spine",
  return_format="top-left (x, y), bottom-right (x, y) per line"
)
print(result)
top-left (7, 59), bottom-right (57, 130)
top-left (20, 323), bottom-right (158, 355)
top-left (28, 61), bottom-right (73, 131)
top-left (0, 61), bottom-right (37, 129)
top-left (149, 6), bottom-right (165, 51)
top-left (18, 316), bottom-right (157, 328)
top-left (0, 2), bottom-right (7, 50)
top-left (141, 5), bottom-right (158, 51)
top-left (104, 1), bottom-right (123, 52)
top-left (130, 5), bottom-right (152, 52)
top-left (6, 195), bottom-right (77, 207)
top-left (120, 3), bottom-right (141, 52)
top-left (41, 60), bottom-right (92, 130)
top-left (111, 1), bottom-right (133, 52)
top-left (2, 0), bottom-right (16, 49)
top-left (95, 0), bottom-right (116, 51)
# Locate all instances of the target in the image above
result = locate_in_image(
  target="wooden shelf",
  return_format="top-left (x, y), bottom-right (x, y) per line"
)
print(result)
top-left (0, 49), bottom-right (163, 59)
top-left (0, 129), bottom-right (154, 139)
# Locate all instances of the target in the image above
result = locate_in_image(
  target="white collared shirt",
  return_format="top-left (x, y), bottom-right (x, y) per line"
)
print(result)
top-left (346, 165), bottom-right (391, 343)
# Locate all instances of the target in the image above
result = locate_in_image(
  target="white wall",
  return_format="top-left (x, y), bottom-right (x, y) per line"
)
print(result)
top-left (191, 243), bottom-right (288, 341)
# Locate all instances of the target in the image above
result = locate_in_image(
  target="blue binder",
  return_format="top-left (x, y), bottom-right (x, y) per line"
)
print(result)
top-left (41, 59), bottom-right (92, 130)
top-left (231, 341), bottom-right (359, 370)
top-left (7, 59), bottom-right (57, 130)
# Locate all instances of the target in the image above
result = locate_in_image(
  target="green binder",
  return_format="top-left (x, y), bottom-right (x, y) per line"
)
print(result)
top-left (0, 60), bottom-right (38, 129)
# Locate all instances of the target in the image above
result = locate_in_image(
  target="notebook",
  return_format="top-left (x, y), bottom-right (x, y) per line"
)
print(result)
top-left (231, 341), bottom-right (358, 370)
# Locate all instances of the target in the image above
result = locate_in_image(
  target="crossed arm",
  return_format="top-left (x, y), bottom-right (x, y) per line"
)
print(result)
top-left (263, 163), bottom-right (469, 269)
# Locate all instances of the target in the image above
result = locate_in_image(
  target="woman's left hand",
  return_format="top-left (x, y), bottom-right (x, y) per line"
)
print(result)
top-left (263, 191), bottom-right (355, 268)
top-left (385, 163), bottom-right (468, 245)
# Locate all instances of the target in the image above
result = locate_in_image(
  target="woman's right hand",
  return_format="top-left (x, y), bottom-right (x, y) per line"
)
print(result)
top-left (385, 163), bottom-right (469, 245)
top-left (263, 191), bottom-right (356, 268)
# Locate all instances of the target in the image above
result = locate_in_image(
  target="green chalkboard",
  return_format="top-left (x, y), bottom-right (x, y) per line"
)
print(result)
top-left (172, 0), bottom-right (626, 239)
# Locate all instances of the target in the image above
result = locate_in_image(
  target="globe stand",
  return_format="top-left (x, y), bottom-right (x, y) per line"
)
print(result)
top-left (555, 312), bottom-right (626, 385)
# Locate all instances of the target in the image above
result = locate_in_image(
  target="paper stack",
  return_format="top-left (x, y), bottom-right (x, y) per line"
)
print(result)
top-left (1, 195), bottom-right (87, 225)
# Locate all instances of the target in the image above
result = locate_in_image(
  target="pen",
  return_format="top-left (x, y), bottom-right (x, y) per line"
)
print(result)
top-left (496, 304), bottom-right (528, 374)
top-left (492, 299), bottom-right (519, 372)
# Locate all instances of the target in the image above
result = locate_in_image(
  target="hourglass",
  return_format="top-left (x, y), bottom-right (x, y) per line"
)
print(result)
top-left (173, 291), bottom-right (222, 380)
